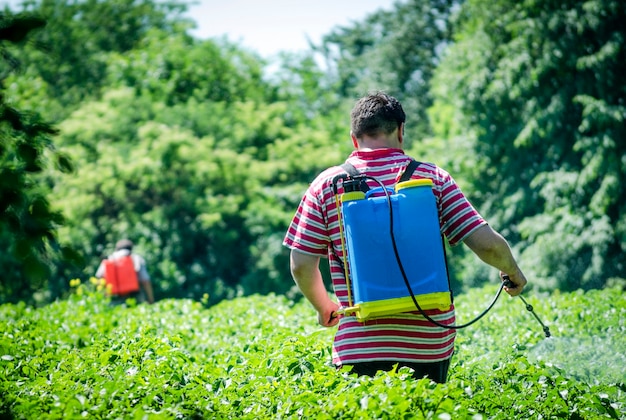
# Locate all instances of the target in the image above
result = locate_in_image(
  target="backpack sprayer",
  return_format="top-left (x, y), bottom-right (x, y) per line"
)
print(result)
top-left (330, 163), bottom-right (552, 336)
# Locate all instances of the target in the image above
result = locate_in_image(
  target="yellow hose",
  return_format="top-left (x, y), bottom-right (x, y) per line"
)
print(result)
top-left (335, 194), bottom-right (353, 308)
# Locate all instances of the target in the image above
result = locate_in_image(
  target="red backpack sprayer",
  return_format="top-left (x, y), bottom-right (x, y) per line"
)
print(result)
top-left (330, 161), bottom-right (551, 337)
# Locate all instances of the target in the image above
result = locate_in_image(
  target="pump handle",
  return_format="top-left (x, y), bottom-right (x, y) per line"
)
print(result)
top-left (331, 174), bottom-right (349, 195)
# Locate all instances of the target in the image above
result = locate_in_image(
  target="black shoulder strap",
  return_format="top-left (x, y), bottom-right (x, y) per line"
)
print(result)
top-left (398, 159), bottom-right (421, 183)
top-left (340, 162), bottom-right (360, 177)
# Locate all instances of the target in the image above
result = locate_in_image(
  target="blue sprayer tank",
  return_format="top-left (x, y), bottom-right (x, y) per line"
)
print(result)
top-left (340, 179), bottom-right (452, 321)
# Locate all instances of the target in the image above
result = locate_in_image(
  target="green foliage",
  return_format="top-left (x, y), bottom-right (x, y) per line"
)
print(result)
top-left (48, 80), bottom-right (348, 302)
top-left (106, 30), bottom-right (269, 105)
top-left (430, 0), bottom-right (626, 290)
top-left (0, 11), bottom-right (79, 304)
top-left (0, 284), bottom-right (623, 418)
top-left (52, 92), bottom-right (251, 301)
top-left (319, 0), bottom-right (457, 140)
top-left (8, 0), bottom-right (192, 117)
top-left (3, 0), bottom-right (624, 305)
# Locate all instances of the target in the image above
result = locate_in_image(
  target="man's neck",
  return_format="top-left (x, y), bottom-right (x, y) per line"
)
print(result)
top-left (357, 138), bottom-right (402, 150)
top-left (354, 128), bottom-right (403, 150)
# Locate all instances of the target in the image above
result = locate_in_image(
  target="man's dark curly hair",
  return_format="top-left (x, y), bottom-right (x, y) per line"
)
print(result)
top-left (350, 92), bottom-right (406, 139)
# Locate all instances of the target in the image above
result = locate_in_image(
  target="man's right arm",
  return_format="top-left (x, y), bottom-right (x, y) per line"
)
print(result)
top-left (289, 249), bottom-right (339, 327)
top-left (463, 225), bottom-right (528, 296)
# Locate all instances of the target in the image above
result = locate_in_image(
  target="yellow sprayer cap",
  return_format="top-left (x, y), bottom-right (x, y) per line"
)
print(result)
top-left (395, 179), bottom-right (433, 192)
top-left (341, 191), bottom-right (366, 202)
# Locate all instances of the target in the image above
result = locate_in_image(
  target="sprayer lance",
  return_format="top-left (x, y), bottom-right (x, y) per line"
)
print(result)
top-left (503, 276), bottom-right (551, 338)
top-left (518, 294), bottom-right (551, 338)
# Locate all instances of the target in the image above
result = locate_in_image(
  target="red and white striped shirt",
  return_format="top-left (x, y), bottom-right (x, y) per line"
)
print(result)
top-left (283, 148), bottom-right (486, 365)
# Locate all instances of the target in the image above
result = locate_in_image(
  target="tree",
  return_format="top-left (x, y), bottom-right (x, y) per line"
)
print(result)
top-left (6, 0), bottom-right (192, 118)
top-left (318, 0), bottom-right (458, 140)
top-left (0, 12), bottom-right (76, 304)
top-left (430, 0), bottom-right (626, 290)
top-left (105, 30), bottom-right (270, 106)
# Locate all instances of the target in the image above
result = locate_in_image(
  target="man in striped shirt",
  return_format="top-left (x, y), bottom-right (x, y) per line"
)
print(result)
top-left (283, 92), bottom-right (527, 383)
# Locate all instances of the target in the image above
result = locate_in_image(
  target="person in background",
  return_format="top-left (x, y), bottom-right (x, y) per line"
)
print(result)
top-left (283, 91), bottom-right (527, 383)
top-left (96, 239), bottom-right (155, 304)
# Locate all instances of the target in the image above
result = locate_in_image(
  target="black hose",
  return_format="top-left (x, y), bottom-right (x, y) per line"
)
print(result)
top-left (369, 176), bottom-right (507, 330)
top-left (340, 174), bottom-right (552, 336)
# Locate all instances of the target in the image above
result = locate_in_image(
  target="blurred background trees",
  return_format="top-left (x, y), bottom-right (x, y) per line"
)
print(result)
top-left (430, 0), bottom-right (626, 290)
top-left (1, 0), bottom-right (624, 305)
top-left (0, 12), bottom-right (78, 303)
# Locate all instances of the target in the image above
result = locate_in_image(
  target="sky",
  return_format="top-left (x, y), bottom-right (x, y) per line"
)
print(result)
top-left (183, 0), bottom-right (397, 57)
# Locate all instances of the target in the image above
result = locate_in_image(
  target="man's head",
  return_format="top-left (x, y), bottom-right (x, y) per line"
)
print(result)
top-left (350, 92), bottom-right (406, 140)
top-left (115, 239), bottom-right (134, 252)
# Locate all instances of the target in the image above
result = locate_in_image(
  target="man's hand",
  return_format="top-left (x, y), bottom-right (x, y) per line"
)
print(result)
top-left (318, 302), bottom-right (341, 327)
top-left (500, 270), bottom-right (527, 296)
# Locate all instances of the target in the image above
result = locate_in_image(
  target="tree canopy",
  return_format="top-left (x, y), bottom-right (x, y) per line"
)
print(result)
top-left (430, 0), bottom-right (625, 290)
top-left (1, 0), bottom-right (624, 305)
